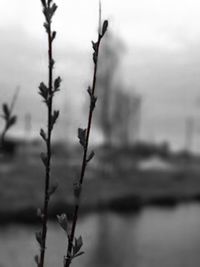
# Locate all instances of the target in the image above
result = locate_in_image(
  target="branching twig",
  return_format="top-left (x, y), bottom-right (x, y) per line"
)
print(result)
top-left (35, 1), bottom-right (61, 267)
top-left (57, 14), bottom-right (108, 267)
top-left (0, 87), bottom-right (19, 147)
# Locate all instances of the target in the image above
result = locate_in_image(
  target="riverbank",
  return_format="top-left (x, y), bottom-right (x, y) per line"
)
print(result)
top-left (1, 147), bottom-right (200, 224)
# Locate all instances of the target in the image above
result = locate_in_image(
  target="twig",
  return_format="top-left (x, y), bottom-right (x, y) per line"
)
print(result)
top-left (0, 87), bottom-right (18, 147)
top-left (35, 1), bottom-right (61, 267)
top-left (57, 14), bottom-right (109, 267)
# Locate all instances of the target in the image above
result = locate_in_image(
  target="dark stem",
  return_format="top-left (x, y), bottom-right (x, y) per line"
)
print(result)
top-left (0, 129), bottom-right (6, 149)
top-left (0, 88), bottom-right (19, 150)
top-left (39, 5), bottom-right (53, 267)
top-left (64, 35), bottom-right (102, 267)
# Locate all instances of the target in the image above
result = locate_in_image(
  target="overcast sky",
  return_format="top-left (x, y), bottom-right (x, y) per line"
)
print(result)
top-left (1, 0), bottom-right (200, 150)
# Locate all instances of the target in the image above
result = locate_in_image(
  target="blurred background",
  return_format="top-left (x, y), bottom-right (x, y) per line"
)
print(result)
top-left (1, 0), bottom-right (200, 266)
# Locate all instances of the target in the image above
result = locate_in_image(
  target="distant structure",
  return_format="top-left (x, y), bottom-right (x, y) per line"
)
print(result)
top-left (111, 88), bottom-right (142, 146)
top-left (95, 32), bottom-right (124, 145)
top-left (24, 112), bottom-right (32, 141)
top-left (94, 32), bottom-right (142, 146)
top-left (184, 116), bottom-right (194, 152)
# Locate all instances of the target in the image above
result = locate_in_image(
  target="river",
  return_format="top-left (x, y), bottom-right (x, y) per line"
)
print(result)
top-left (1, 203), bottom-right (200, 267)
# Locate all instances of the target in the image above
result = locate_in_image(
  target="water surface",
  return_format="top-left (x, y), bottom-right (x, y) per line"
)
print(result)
top-left (1, 203), bottom-right (200, 267)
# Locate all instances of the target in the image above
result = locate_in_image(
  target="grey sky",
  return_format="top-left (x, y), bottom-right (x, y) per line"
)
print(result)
top-left (1, 0), bottom-right (200, 150)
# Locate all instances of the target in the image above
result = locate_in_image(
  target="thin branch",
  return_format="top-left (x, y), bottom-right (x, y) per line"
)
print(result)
top-left (98, 0), bottom-right (102, 35)
top-left (10, 86), bottom-right (20, 114)
top-left (35, 1), bottom-right (61, 267)
top-left (62, 18), bottom-right (108, 267)
top-left (0, 87), bottom-right (18, 147)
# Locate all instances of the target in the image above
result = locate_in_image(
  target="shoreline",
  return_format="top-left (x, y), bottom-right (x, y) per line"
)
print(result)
top-left (1, 149), bottom-right (200, 225)
top-left (1, 193), bottom-right (200, 225)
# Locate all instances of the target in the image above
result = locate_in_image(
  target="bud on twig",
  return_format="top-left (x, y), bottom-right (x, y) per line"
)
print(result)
top-left (40, 152), bottom-right (48, 167)
top-left (35, 231), bottom-right (43, 246)
top-left (101, 20), bottom-right (108, 37)
top-left (50, 110), bottom-right (59, 130)
top-left (78, 128), bottom-right (87, 148)
top-left (57, 214), bottom-right (71, 237)
top-left (86, 151), bottom-right (95, 163)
